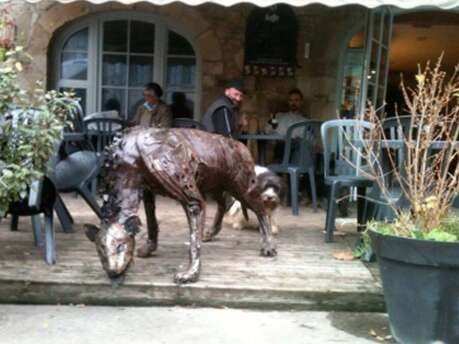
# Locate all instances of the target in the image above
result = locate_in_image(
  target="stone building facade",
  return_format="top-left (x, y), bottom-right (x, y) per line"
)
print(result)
top-left (4, 0), bottom-right (366, 126)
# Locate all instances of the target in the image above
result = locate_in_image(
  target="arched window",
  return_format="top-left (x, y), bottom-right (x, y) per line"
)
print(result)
top-left (51, 13), bottom-right (198, 120)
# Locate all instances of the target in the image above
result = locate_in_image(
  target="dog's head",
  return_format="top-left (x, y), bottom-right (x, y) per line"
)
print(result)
top-left (255, 166), bottom-right (282, 211)
top-left (84, 216), bottom-right (140, 285)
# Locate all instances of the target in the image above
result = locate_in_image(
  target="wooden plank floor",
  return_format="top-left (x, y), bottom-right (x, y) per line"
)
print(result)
top-left (0, 196), bottom-right (383, 311)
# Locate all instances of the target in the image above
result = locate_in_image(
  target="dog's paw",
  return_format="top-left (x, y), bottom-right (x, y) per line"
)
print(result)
top-left (174, 270), bottom-right (199, 284)
top-left (136, 240), bottom-right (157, 258)
top-left (260, 244), bottom-right (277, 257)
top-left (232, 222), bottom-right (243, 230)
top-left (202, 230), bottom-right (214, 242)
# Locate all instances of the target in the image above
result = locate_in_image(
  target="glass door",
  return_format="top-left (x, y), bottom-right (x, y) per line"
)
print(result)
top-left (359, 7), bottom-right (393, 116)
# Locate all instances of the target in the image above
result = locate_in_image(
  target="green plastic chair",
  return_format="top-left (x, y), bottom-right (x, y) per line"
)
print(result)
top-left (373, 116), bottom-right (412, 220)
top-left (173, 117), bottom-right (206, 131)
top-left (83, 117), bottom-right (125, 154)
top-left (268, 121), bottom-right (318, 215)
top-left (321, 119), bottom-right (374, 242)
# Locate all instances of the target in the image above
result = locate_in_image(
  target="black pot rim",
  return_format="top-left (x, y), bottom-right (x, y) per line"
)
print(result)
top-left (369, 229), bottom-right (459, 268)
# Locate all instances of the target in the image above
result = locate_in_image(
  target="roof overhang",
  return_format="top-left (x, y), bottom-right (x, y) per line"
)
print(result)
top-left (5, 0), bottom-right (459, 9)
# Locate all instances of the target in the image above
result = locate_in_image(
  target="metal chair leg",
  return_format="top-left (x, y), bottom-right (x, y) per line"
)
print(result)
top-left (31, 215), bottom-right (43, 247)
top-left (10, 214), bottom-right (18, 231)
top-left (289, 170), bottom-right (299, 216)
top-left (357, 186), bottom-right (367, 232)
top-left (54, 195), bottom-right (74, 233)
top-left (90, 178), bottom-right (97, 197)
top-left (308, 167), bottom-right (318, 213)
top-left (58, 194), bottom-right (74, 224)
top-left (325, 181), bottom-right (340, 243)
top-left (44, 213), bottom-right (56, 265)
top-left (78, 185), bottom-right (102, 219)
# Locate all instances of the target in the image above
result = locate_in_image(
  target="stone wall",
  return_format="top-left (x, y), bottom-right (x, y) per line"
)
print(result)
top-left (2, 0), bottom-right (365, 125)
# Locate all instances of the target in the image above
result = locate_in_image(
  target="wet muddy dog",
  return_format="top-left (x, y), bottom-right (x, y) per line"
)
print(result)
top-left (85, 127), bottom-right (277, 284)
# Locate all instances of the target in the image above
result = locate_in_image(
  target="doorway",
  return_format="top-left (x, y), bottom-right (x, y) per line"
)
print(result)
top-left (386, 11), bottom-right (459, 116)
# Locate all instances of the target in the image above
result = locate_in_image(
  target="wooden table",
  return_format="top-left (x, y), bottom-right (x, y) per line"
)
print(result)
top-left (239, 132), bottom-right (285, 165)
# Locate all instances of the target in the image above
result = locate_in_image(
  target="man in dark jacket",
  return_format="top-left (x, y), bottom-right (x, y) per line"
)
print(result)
top-left (201, 79), bottom-right (247, 137)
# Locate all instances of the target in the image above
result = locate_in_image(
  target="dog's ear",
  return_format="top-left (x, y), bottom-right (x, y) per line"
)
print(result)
top-left (84, 224), bottom-right (100, 242)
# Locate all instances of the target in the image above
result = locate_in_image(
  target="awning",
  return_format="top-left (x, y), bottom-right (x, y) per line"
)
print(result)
top-left (10, 0), bottom-right (459, 9)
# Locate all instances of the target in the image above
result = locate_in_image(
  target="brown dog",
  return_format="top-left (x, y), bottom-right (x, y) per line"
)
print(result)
top-left (85, 127), bottom-right (277, 284)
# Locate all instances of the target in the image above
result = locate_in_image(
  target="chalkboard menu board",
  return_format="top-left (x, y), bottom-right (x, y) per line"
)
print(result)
top-left (244, 5), bottom-right (298, 78)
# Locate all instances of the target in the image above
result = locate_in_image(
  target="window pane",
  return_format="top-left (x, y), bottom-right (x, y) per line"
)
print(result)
top-left (130, 21), bottom-right (155, 54)
top-left (102, 54), bottom-right (127, 86)
top-left (168, 31), bottom-right (194, 55)
top-left (103, 20), bottom-right (128, 52)
top-left (60, 52), bottom-right (87, 80)
top-left (166, 58), bottom-right (196, 87)
top-left (129, 56), bottom-right (153, 87)
top-left (128, 89), bottom-right (144, 120)
top-left (102, 88), bottom-right (125, 116)
top-left (63, 28), bottom-right (88, 51)
top-left (367, 83), bottom-right (376, 105)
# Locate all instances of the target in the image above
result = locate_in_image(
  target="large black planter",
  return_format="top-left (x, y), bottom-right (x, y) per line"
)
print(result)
top-left (370, 230), bottom-right (459, 344)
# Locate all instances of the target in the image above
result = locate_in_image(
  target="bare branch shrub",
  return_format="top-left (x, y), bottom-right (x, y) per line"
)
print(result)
top-left (358, 57), bottom-right (459, 235)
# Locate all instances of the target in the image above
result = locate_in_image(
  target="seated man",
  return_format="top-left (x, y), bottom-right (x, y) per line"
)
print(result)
top-left (265, 88), bottom-right (309, 163)
top-left (266, 88), bottom-right (313, 206)
top-left (131, 82), bottom-right (172, 129)
top-left (266, 88), bottom-right (308, 137)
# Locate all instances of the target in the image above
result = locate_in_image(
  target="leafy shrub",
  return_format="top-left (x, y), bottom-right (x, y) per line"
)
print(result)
top-left (0, 47), bottom-right (77, 216)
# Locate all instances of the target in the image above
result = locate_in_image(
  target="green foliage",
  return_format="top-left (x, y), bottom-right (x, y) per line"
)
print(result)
top-left (420, 229), bottom-right (457, 242)
top-left (0, 47), bottom-right (77, 216)
top-left (352, 230), bottom-right (372, 259)
top-left (436, 217), bottom-right (459, 238)
top-left (367, 221), bottom-right (395, 236)
top-left (368, 217), bottom-right (459, 243)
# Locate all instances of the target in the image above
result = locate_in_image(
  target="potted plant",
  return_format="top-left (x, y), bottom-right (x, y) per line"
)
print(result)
top-left (357, 58), bottom-right (459, 344)
top-left (0, 44), bottom-right (77, 218)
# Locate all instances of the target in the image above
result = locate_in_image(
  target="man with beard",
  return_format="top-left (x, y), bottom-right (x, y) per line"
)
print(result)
top-left (201, 79), bottom-right (248, 138)
top-left (266, 88), bottom-right (309, 138)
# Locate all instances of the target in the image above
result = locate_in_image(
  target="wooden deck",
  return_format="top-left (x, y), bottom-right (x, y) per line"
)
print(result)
top-left (0, 196), bottom-right (383, 311)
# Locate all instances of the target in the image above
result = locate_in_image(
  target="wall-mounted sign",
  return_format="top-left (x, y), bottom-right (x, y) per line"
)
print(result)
top-left (244, 4), bottom-right (298, 78)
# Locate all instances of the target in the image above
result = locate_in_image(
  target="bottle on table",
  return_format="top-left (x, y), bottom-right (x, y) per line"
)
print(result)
top-left (268, 113), bottom-right (278, 130)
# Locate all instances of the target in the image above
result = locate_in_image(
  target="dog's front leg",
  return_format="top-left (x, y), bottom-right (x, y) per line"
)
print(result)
top-left (243, 195), bottom-right (277, 257)
top-left (256, 212), bottom-right (277, 257)
top-left (269, 210), bottom-right (279, 235)
top-left (174, 201), bottom-right (204, 284)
